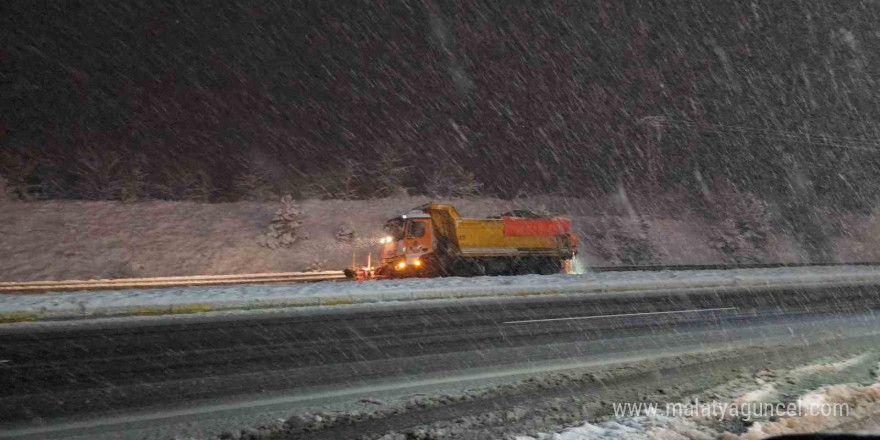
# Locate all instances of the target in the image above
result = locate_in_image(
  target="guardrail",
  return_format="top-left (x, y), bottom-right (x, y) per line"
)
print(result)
top-left (588, 262), bottom-right (880, 272)
top-left (3, 263), bottom-right (878, 295)
top-left (0, 271), bottom-right (347, 294)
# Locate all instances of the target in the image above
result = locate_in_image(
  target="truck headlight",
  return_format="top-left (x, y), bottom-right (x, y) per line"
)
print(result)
top-left (395, 261), bottom-right (406, 270)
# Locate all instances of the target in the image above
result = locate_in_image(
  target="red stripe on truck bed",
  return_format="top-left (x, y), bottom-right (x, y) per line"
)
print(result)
top-left (502, 217), bottom-right (571, 236)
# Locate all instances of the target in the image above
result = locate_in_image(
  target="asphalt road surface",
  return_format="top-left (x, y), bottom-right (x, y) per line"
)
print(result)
top-left (2, 282), bottom-right (880, 439)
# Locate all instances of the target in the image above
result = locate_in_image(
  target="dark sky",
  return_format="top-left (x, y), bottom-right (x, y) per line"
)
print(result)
top-left (3, 0), bottom-right (880, 201)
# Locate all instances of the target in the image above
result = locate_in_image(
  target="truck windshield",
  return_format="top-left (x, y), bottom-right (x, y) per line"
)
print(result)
top-left (383, 218), bottom-right (405, 240)
top-left (406, 220), bottom-right (426, 238)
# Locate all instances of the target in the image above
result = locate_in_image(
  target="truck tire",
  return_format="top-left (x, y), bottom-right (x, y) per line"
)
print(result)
top-left (485, 258), bottom-right (511, 276)
top-left (537, 258), bottom-right (562, 275)
top-left (424, 253), bottom-right (453, 277)
top-left (511, 257), bottom-right (533, 275)
top-left (452, 258), bottom-right (486, 277)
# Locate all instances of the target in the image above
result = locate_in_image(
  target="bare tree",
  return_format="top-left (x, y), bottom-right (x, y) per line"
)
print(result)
top-left (424, 165), bottom-right (482, 199)
top-left (153, 163), bottom-right (214, 202)
top-left (0, 175), bottom-right (13, 203)
top-left (371, 150), bottom-right (410, 198)
top-left (234, 155), bottom-right (275, 201)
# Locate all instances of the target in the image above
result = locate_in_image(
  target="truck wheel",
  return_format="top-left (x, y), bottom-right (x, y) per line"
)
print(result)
top-left (511, 257), bottom-right (534, 275)
top-left (537, 258), bottom-right (562, 275)
top-left (452, 259), bottom-right (485, 277)
top-left (485, 258), bottom-right (511, 276)
top-left (426, 254), bottom-right (452, 277)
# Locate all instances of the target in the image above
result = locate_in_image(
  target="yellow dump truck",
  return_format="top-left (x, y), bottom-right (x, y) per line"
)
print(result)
top-left (347, 203), bottom-right (578, 279)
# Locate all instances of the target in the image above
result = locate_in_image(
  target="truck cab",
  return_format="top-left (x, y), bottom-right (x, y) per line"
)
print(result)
top-left (378, 210), bottom-right (433, 277)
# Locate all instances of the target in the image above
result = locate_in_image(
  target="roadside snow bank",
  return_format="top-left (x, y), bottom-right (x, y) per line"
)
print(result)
top-left (521, 355), bottom-right (880, 440)
top-left (2, 265), bottom-right (880, 322)
top-left (736, 380), bottom-right (880, 439)
top-left (515, 416), bottom-right (717, 440)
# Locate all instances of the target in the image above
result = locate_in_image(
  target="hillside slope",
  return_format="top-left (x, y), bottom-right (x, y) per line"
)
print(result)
top-left (1, 197), bottom-right (878, 282)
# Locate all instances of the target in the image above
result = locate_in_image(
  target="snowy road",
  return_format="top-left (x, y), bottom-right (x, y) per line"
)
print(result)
top-left (1, 281), bottom-right (880, 439)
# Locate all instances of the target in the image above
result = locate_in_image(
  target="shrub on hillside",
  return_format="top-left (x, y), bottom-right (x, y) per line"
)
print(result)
top-left (120, 166), bottom-right (148, 201)
top-left (70, 148), bottom-right (126, 200)
top-left (335, 221), bottom-right (356, 243)
top-left (304, 260), bottom-right (328, 272)
top-left (65, 149), bottom-right (151, 201)
top-left (591, 216), bottom-right (659, 265)
top-left (234, 168), bottom-right (275, 201)
top-left (258, 195), bottom-right (306, 249)
top-left (0, 148), bottom-right (37, 201)
top-left (702, 179), bottom-right (771, 263)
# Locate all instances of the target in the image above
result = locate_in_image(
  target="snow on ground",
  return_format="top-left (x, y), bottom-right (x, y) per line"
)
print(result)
top-left (515, 416), bottom-right (717, 440)
top-left (518, 356), bottom-right (880, 440)
top-left (736, 380), bottom-right (880, 439)
top-left (2, 265), bottom-right (880, 321)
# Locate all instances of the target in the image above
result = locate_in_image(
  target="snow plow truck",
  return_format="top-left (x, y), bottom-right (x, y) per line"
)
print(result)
top-left (345, 203), bottom-right (578, 280)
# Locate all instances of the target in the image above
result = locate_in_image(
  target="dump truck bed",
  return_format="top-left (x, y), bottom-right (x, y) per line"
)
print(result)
top-left (455, 218), bottom-right (571, 257)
